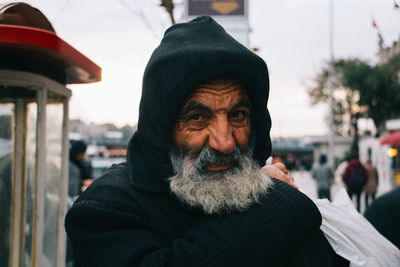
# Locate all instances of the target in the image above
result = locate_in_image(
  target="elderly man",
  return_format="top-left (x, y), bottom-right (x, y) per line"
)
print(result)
top-left (65, 16), bottom-right (347, 266)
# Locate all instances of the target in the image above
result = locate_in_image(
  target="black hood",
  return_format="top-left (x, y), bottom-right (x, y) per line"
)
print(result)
top-left (127, 16), bottom-right (271, 192)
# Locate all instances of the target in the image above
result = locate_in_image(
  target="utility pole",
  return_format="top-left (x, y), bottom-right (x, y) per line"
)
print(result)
top-left (328, 0), bottom-right (335, 167)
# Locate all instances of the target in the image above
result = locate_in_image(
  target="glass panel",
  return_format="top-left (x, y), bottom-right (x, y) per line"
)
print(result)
top-left (23, 103), bottom-right (37, 267)
top-left (0, 103), bottom-right (14, 267)
top-left (42, 103), bottom-right (63, 267)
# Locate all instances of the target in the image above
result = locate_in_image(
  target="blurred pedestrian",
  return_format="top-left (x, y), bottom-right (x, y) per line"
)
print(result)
top-left (364, 186), bottom-right (400, 249)
top-left (363, 158), bottom-right (379, 209)
top-left (68, 140), bottom-right (93, 201)
top-left (311, 154), bottom-right (334, 200)
top-left (67, 140), bottom-right (93, 267)
top-left (342, 154), bottom-right (367, 212)
top-left (301, 155), bottom-right (313, 171)
top-left (0, 154), bottom-right (11, 267)
top-left (285, 153), bottom-right (297, 171)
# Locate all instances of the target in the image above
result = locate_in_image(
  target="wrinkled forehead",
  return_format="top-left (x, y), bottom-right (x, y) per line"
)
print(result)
top-left (184, 78), bottom-right (249, 105)
top-left (197, 78), bottom-right (245, 91)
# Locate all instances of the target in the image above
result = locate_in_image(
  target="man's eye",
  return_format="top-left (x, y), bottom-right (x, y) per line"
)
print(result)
top-left (187, 113), bottom-right (209, 130)
top-left (229, 110), bottom-right (249, 126)
top-left (189, 113), bottom-right (203, 121)
top-left (230, 110), bottom-right (248, 119)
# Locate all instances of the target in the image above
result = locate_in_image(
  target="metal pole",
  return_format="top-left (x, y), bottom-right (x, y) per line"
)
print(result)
top-left (57, 95), bottom-right (70, 267)
top-left (33, 86), bottom-right (47, 267)
top-left (328, 0), bottom-right (335, 167)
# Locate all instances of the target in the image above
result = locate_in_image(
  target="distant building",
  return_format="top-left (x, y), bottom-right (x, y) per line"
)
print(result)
top-left (378, 37), bottom-right (400, 64)
top-left (378, 35), bottom-right (400, 79)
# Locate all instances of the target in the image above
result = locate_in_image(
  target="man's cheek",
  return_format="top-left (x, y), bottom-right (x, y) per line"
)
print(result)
top-left (233, 128), bottom-right (251, 147)
top-left (178, 141), bottom-right (203, 159)
top-left (184, 133), bottom-right (208, 151)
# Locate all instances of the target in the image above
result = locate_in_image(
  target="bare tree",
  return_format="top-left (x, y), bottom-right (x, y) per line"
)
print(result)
top-left (160, 0), bottom-right (176, 25)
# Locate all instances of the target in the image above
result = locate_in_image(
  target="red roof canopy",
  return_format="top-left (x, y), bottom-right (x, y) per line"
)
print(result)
top-left (0, 24), bottom-right (101, 84)
top-left (381, 131), bottom-right (400, 146)
top-left (0, 2), bottom-right (101, 84)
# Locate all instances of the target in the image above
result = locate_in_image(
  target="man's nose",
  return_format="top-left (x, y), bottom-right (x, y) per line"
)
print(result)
top-left (208, 116), bottom-right (235, 154)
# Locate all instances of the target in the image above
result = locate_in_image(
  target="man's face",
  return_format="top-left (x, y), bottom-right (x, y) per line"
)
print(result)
top-left (169, 79), bottom-right (271, 214)
top-left (173, 79), bottom-right (251, 173)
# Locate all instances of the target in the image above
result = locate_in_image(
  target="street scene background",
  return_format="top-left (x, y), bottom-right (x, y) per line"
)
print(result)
top-left (1, 1), bottom-right (400, 266)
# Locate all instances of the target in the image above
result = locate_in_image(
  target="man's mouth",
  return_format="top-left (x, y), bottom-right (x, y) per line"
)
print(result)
top-left (204, 163), bottom-right (232, 172)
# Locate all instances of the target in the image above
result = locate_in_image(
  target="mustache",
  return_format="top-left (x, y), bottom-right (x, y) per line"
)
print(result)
top-left (194, 145), bottom-right (242, 172)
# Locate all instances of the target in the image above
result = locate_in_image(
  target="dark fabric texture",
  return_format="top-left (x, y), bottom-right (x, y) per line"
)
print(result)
top-left (66, 167), bottom-right (345, 267)
top-left (364, 186), bottom-right (400, 249)
top-left (65, 16), bottom-right (347, 267)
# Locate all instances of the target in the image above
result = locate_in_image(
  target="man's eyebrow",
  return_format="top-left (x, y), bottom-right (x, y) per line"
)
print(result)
top-left (181, 101), bottom-right (211, 115)
top-left (232, 99), bottom-right (251, 110)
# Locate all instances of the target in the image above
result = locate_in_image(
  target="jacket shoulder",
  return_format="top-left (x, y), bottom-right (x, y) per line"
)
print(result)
top-left (292, 228), bottom-right (349, 266)
top-left (269, 178), bottom-right (322, 225)
top-left (74, 162), bottom-right (141, 212)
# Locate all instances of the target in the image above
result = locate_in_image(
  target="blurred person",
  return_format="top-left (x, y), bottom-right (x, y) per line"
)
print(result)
top-left (65, 17), bottom-right (348, 266)
top-left (342, 154), bottom-right (367, 212)
top-left (285, 153), bottom-right (297, 171)
top-left (68, 140), bottom-right (93, 201)
top-left (0, 120), bottom-right (12, 266)
top-left (364, 186), bottom-right (400, 249)
top-left (0, 154), bottom-right (12, 266)
top-left (311, 154), bottom-right (334, 200)
top-left (363, 158), bottom-right (379, 209)
top-left (67, 140), bottom-right (93, 267)
top-left (300, 155), bottom-right (313, 171)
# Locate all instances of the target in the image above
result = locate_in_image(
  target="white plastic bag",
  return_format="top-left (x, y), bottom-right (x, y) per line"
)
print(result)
top-left (313, 188), bottom-right (400, 267)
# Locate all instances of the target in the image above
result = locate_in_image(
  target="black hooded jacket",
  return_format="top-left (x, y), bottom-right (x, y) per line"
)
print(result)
top-left (65, 17), bottom-right (347, 267)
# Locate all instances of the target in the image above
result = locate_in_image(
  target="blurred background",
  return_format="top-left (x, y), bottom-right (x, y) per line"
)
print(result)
top-left (1, 1), bottom-right (400, 266)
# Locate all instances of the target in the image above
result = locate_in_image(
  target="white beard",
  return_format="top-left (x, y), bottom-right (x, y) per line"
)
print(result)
top-left (169, 147), bottom-right (273, 215)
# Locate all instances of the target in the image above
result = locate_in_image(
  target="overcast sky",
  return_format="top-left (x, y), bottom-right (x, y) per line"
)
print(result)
top-left (20, 0), bottom-right (400, 137)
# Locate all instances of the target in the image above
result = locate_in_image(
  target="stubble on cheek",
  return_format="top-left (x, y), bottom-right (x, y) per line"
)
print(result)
top-left (173, 129), bottom-right (207, 159)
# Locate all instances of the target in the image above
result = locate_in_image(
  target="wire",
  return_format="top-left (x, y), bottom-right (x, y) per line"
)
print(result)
top-left (53, 0), bottom-right (73, 23)
top-left (117, 0), bottom-right (162, 40)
